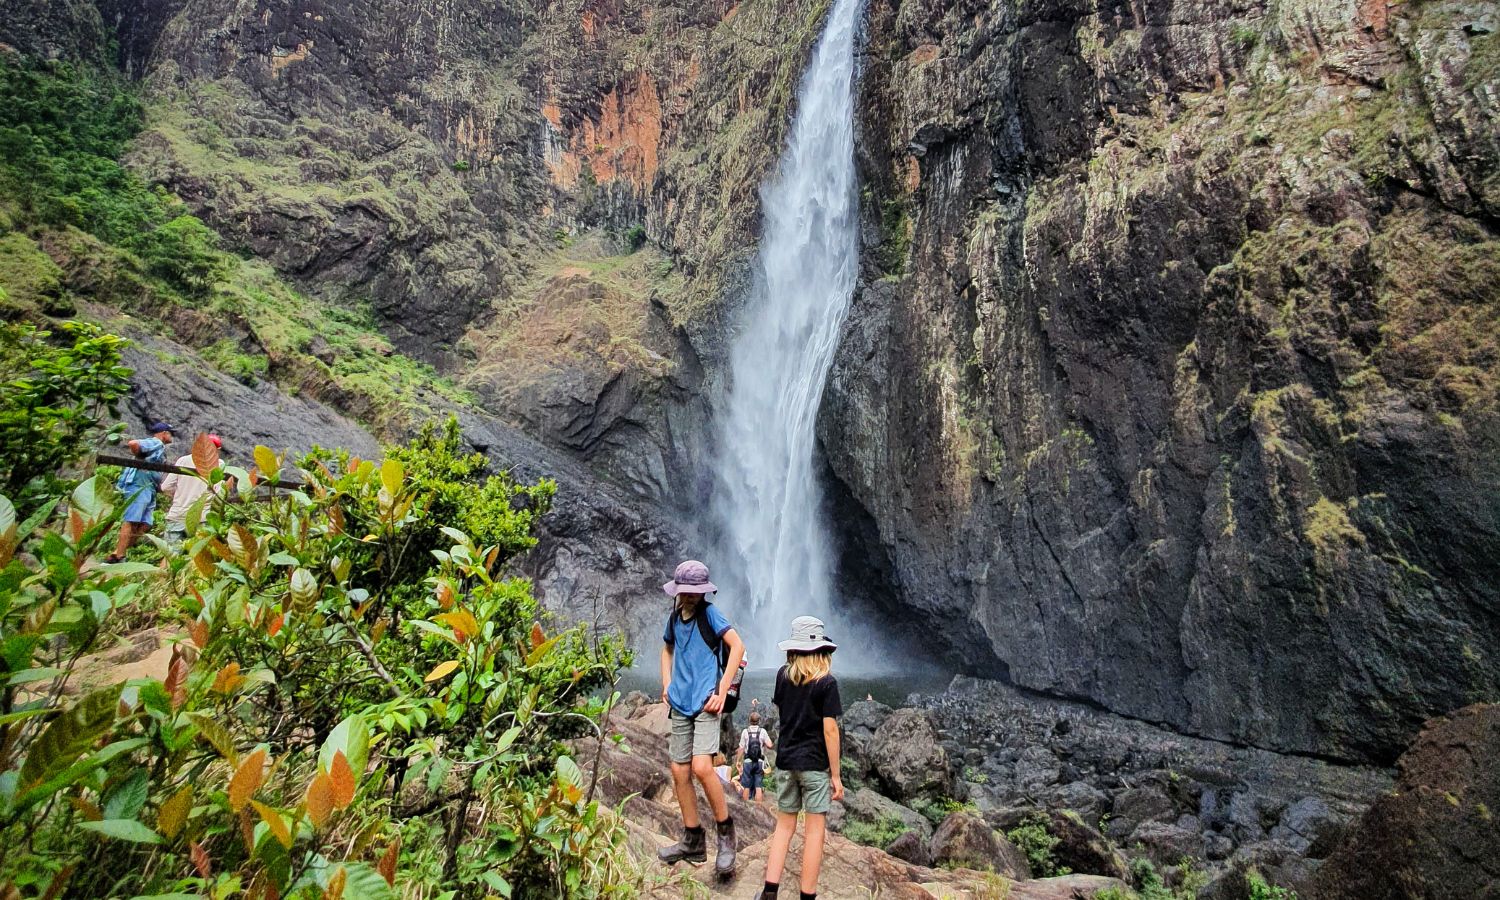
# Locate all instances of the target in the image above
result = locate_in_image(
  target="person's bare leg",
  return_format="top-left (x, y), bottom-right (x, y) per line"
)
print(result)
top-left (800, 813), bottom-right (827, 895)
top-left (763, 811), bottom-right (799, 886)
top-left (691, 754), bottom-right (730, 822)
top-left (671, 761), bottom-right (700, 828)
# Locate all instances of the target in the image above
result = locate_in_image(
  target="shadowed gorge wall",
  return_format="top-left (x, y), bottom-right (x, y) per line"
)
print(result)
top-left (824, 0), bottom-right (1500, 762)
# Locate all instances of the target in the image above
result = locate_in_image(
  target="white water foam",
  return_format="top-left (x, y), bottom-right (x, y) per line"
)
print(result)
top-left (709, 0), bottom-right (873, 668)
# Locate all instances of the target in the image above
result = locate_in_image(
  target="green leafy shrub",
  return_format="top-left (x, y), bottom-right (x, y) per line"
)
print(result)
top-left (840, 815), bottom-right (908, 850)
top-left (1249, 872), bottom-right (1299, 900)
top-left (1005, 814), bottom-right (1071, 878)
top-left (0, 322), bottom-right (131, 512)
top-left (0, 361), bottom-right (636, 897)
top-left (623, 224), bottom-right (647, 252)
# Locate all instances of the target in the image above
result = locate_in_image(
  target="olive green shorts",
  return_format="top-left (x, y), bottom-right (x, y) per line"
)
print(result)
top-left (668, 709), bottom-right (721, 763)
top-left (776, 769), bottom-right (832, 815)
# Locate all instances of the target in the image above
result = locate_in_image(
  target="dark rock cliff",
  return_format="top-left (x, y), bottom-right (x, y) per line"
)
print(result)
top-left (823, 0), bottom-right (1500, 761)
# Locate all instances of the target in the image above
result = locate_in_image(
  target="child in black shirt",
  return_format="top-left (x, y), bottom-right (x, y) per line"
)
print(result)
top-left (755, 616), bottom-right (844, 900)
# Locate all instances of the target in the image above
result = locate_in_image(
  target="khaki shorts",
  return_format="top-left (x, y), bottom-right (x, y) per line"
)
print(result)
top-left (668, 709), bottom-right (721, 763)
top-left (776, 769), bottom-right (832, 815)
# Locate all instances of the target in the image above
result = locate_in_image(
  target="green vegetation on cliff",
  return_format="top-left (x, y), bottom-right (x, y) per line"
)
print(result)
top-left (0, 59), bottom-right (469, 435)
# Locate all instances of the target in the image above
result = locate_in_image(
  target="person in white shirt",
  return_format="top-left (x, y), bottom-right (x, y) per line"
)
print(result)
top-left (159, 434), bottom-right (225, 545)
top-left (736, 711), bottom-right (774, 801)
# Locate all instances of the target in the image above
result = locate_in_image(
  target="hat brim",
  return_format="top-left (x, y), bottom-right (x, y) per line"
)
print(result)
top-left (662, 580), bottom-right (718, 597)
top-left (777, 638), bottom-right (837, 654)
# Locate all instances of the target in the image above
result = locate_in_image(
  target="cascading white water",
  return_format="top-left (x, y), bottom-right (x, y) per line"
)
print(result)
top-left (710, 0), bottom-right (869, 667)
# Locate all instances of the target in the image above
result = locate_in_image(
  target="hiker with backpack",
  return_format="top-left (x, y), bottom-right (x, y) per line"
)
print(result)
top-left (754, 616), bottom-right (844, 900)
top-left (737, 711), bottom-right (774, 801)
top-left (656, 560), bottom-right (746, 877)
top-left (105, 422), bottom-right (176, 563)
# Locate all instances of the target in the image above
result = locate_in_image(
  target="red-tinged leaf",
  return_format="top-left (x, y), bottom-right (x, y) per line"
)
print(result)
top-left (371, 620), bottom-right (387, 643)
top-left (248, 467), bottom-right (260, 487)
top-left (208, 537), bottom-right (233, 561)
top-left (228, 747), bottom-right (268, 810)
top-left (328, 503), bottom-right (345, 535)
top-left (211, 662), bottom-right (243, 694)
top-left (252, 800), bottom-right (292, 848)
top-left (67, 797), bottom-right (102, 821)
top-left (304, 771), bottom-right (334, 828)
top-left (323, 866), bottom-right (346, 900)
top-left (238, 805), bottom-right (256, 853)
top-left (190, 841), bottom-right (212, 878)
top-left (435, 610), bottom-right (479, 643)
top-left (328, 751), bottom-right (356, 808)
top-left (377, 838), bottom-right (399, 886)
top-left (192, 547), bottom-right (215, 577)
top-left (165, 649), bottom-right (189, 710)
top-left (530, 622), bottom-right (545, 650)
top-left (188, 618), bottom-right (209, 649)
top-left (267, 611), bottom-right (284, 637)
top-left (39, 864), bottom-right (74, 900)
top-left (484, 545), bottom-right (500, 575)
top-left (191, 434), bottom-right (220, 478)
top-left (352, 598), bottom-right (374, 619)
top-left (67, 508), bottom-right (85, 543)
top-left (435, 581), bottom-right (455, 609)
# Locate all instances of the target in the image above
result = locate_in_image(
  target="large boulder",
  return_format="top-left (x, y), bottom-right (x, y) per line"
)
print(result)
top-left (1046, 811), bottom-right (1130, 881)
top-left (929, 812), bottom-right (1030, 878)
top-left (842, 698), bottom-right (894, 761)
top-left (885, 830), bottom-right (931, 867)
top-left (1127, 821), bottom-right (1204, 867)
top-left (1108, 784), bottom-right (1177, 841)
top-left (867, 708), bottom-right (954, 805)
top-left (1271, 797), bottom-right (1350, 858)
top-left (832, 787), bottom-right (933, 841)
top-left (1312, 703), bottom-right (1500, 900)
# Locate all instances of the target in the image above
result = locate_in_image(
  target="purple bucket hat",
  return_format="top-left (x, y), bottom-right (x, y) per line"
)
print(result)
top-left (663, 559), bottom-right (718, 597)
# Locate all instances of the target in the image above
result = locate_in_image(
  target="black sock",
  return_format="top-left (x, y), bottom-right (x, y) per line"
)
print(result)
top-left (761, 883), bottom-right (778, 897)
top-left (685, 824), bottom-right (704, 835)
top-left (717, 815), bottom-right (733, 830)
top-left (800, 893), bottom-right (816, 900)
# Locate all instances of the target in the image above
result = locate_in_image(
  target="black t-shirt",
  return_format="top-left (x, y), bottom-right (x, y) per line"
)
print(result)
top-left (771, 666), bottom-right (843, 771)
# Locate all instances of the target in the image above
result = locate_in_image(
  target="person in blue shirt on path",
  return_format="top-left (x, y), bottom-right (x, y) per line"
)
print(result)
top-left (106, 421), bottom-right (176, 563)
top-left (656, 559), bottom-right (746, 876)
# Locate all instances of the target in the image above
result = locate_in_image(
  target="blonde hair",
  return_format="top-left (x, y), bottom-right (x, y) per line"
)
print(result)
top-left (787, 650), bottom-right (832, 685)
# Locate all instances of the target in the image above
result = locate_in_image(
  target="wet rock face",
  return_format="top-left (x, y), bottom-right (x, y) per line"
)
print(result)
top-left (822, 0), bottom-right (1500, 761)
top-left (1311, 703), bottom-right (1500, 900)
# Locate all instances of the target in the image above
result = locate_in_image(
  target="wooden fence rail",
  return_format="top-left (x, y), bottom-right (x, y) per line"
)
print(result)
top-left (94, 454), bottom-right (308, 493)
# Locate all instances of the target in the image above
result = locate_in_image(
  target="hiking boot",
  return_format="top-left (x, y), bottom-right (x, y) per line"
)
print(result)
top-left (658, 825), bottom-right (706, 865)
top-left (714, 816), bottom-right (737, 875)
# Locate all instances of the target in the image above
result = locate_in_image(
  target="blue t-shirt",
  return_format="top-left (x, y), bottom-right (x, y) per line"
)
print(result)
top-left (663, 603), bottom-right (732, 717)
top-left (115, 437), bottom-right (167, 496)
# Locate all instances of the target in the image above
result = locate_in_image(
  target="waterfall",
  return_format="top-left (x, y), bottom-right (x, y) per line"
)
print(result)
top-left (710, 0), bottom-right (869, 667)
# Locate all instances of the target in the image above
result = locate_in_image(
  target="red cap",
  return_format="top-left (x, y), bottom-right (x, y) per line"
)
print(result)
top-left (207, 434), bottom-right (223, 448)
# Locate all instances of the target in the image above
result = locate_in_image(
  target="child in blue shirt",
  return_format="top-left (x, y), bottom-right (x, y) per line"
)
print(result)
top-left (657, 560), bottom-right (745, 876)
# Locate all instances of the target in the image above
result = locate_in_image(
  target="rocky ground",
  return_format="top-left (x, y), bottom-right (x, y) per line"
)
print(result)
top-left (600, 686), bottom-right (1499, 899)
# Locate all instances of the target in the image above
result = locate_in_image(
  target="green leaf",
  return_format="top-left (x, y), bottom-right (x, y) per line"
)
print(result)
top-left (71, 475), bottom-right (108, 520)
top-left (268, 552), bottom-right (298, 566)
top-left (380, 458), bottom-right (403, 496)
top-left (78, 818), bottom-right (164, 844)
top-left (102, 768), bottom-right (150, 819)
top-left (253, 446), bottom-right (279, 480)
top-left (186, 712), bottom-right (239, 763)
top-left (340, 862), bottom-right (397, 900)
top-left (4, 667), bottom-right (63, 687)
top-left (96, 561), bottom-right (161, 576)
top-left (290, 568), bottom-right (317, 605)
top-left (319, 714), bottom-right (370, 777)
top-left (17, 684), bottom-right (122, 795)
top-left (556, 755), bottom-right (584, 789)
